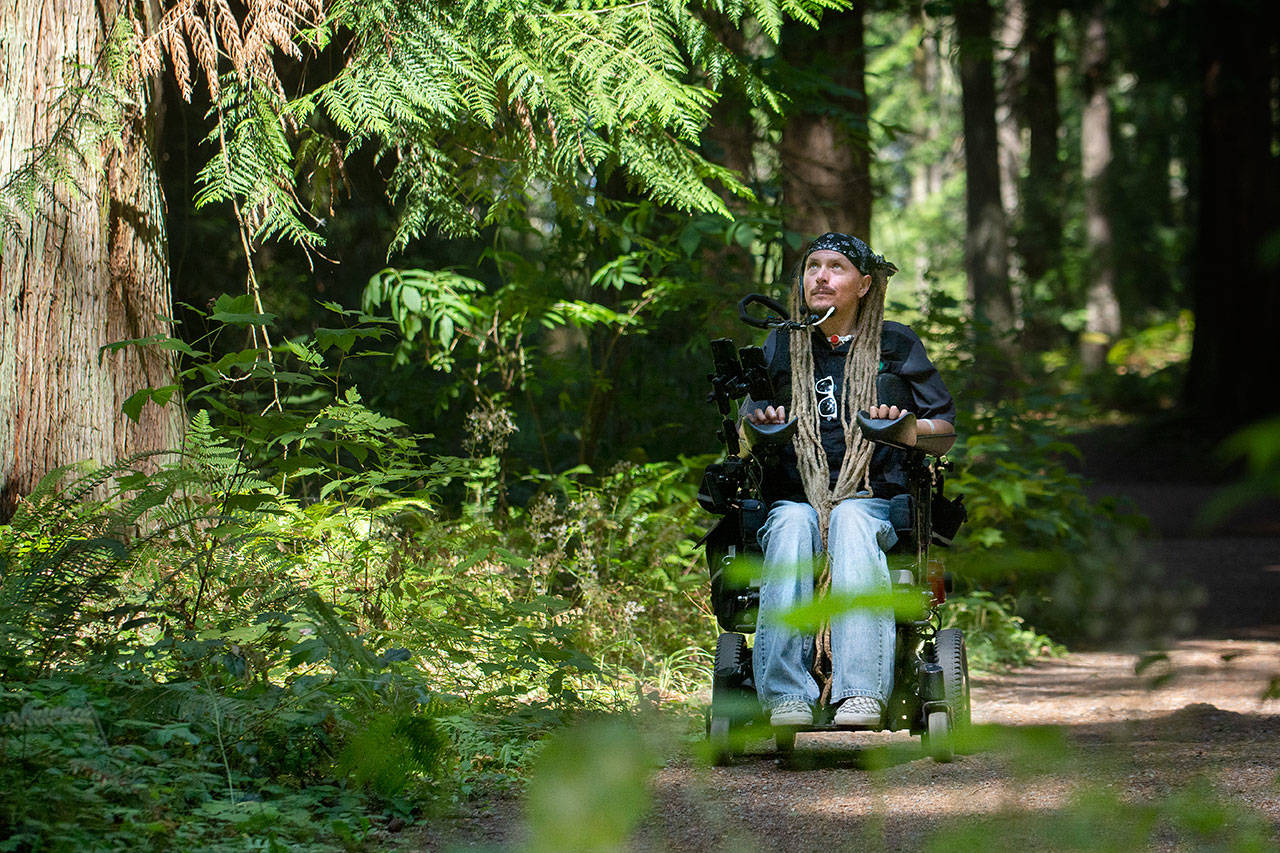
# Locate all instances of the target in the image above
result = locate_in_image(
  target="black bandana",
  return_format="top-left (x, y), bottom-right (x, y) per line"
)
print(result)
top-left (803, 232), bottom-right (897, 277)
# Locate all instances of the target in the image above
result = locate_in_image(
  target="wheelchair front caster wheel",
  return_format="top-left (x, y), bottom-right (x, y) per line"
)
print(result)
top-left (709, 716), bottom-right (733, 766)
top-left (774, 727), bottom-right (796, 754)
top-left (925, 710), bottom-right (954, 763)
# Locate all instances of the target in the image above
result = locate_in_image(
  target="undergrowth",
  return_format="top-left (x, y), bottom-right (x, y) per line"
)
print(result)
top-left (0, 293), bottom-right (1192, 849)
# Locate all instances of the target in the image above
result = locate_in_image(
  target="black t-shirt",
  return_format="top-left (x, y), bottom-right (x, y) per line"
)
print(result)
top-left (743, 321), bottom-right (955, 502)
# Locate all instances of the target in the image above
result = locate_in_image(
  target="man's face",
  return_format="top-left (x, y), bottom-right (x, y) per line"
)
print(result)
top-left (803, 249), bottom-right (872, 325)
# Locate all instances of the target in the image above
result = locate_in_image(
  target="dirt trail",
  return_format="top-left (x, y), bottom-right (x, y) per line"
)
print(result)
top-left (628, 445), bottom-right (1280, 851)
top-left (420, 425), bottom-right (1280, 851)
top-left (635, 639), bottom-right (1280, 851)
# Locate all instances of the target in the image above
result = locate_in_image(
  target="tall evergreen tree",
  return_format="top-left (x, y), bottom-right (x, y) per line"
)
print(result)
top-left (955, 0), bottom-right (1015, 348)
top-left (1184, 0), bottom-right (1280, 424)
top-left (778, 5), bottom-right (871, 262)
top-left (0, 0), bottom-right (181, 519)
top-left (1079, 0), bottom-right (1120, 371)
top-left (1019, 0), bottom-right (1062, 289)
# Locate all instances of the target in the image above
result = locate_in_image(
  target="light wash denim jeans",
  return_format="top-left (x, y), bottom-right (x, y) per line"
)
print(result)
top-left (752, 498), bottom-right (897, 713)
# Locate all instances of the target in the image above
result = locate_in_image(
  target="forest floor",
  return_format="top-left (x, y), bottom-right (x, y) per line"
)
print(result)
top-left (410, 420), bottom-right (1280, 851)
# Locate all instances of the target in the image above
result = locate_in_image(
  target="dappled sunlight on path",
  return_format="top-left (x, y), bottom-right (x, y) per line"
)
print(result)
top-left (636, 638), bottom-right (1280, 852)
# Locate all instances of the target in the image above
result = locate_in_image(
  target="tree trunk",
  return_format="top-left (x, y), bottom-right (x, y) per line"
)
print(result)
top-left (909, 3), bottom-right (947, 307)
top-left (955, 0), bottom-right (1015, 340)
top-left (0, 0), bottom-right (180, 520)
top-left (779, 6), bottom-right (871, 270)
top-left (1020, 0), bottom-right (1062, 287)
top-left (1079, 0), bottom-right (1120, 371)
top-left (1184, 1), bottom-right (1280, 426)
top-left (996, 0), bottom-right (1025, 232)
top-left (700, 18), bottom-right (760, 285)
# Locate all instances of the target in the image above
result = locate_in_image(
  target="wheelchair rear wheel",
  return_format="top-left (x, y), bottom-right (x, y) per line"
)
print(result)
top-left (922, 627), bottom-right (970, 762)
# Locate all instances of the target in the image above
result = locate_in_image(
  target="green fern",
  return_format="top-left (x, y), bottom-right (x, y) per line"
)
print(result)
top-left (189, 0), bottom-right (850, 250)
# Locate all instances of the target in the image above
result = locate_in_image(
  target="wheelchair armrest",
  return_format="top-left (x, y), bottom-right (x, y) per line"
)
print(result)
top-left (742, 416), bottom-right (797, 454)
top-left (856, 410), bottom-right (956, 457)
top-left (916, 432), bottom-right (957, 457)
top-left (856, 410), bottom-right (917, 450)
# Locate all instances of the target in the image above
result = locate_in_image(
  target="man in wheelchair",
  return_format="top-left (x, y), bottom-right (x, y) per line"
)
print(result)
top-left (701, 232), bottom-right (965, 761)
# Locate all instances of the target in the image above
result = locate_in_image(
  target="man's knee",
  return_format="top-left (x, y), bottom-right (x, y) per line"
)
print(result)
top-left (830, 499), bottom-right (895, 552)
top-left (829, 500), bottom-right (878, 538)
top-left (758, 501), bottom-right (820, 588)
top-left (770, 500), bottom-right (820, 528)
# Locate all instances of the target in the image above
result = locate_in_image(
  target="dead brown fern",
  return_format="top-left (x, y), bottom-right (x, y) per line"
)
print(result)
top-left (132, 0), bottom-right (322, 101)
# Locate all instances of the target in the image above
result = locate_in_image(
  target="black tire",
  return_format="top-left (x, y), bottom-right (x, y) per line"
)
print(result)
top-left (925, 710), bottom-right (954, 763)
top-left (934, 628), bottom-right (971, 729)
top-left (709, 716), bottom-right (733, 766)
top-left (774, 727), bottom-right (795, 754)
top-left (715, 632), bottom-right (748, 679)
top-left (709, 633), bottom-right (749, 765)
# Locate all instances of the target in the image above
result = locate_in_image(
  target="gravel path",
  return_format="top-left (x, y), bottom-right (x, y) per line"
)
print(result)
top-left (416, 429), bottom-right (1280, 851)
top-left (630, 637), bottom-right (1279, 852)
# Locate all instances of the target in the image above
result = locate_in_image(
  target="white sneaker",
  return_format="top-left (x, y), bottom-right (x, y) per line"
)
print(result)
top-left (769, 700), bottom-right (812, 727)
top-left (833, 696), bottom-right (883, 728)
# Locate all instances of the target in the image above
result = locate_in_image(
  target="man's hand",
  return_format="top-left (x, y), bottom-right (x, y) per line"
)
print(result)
top-left (867, 403), bottom-right (955, 438)
top-left (746, 404), bottom-right (787, 425)
top-left (867, 404), bottom-right (903, 420)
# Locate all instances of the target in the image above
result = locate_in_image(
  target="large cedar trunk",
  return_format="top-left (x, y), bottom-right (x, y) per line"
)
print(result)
top-left (778, 6), bottom-right (871, 270)
top-left (0, 0), bottom-right (181, 519)
top-left (955, 0), bottom-right (1015, 337)
top-left (1184, 3), bottom-right (1280, 425)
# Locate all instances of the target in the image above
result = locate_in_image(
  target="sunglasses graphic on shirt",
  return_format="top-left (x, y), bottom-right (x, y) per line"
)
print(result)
top-left (815, 375), bottom-right (837, 420)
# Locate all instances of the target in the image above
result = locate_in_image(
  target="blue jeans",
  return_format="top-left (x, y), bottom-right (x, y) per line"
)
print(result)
top-left (752, 498), bottom-right (897, 712)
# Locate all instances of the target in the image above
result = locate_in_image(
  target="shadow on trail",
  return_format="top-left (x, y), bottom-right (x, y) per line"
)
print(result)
top-left (639, 705), bottom-right (1280, 852)
top-left (770, 738), bottom-right (926, 772)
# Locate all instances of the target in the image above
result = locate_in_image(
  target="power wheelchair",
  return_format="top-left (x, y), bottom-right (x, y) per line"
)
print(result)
top-left (698, 295), bottom-right (970, 764)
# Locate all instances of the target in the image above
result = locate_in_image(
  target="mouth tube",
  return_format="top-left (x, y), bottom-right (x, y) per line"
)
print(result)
top-left (807, 306), bottom-right (835, 327)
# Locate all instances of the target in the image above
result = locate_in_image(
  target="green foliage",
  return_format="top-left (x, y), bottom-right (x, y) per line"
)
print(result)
top-left (6, 301), bottom-right (706, 846)
top-left (941, 592), bottom-right (1064, 671)
top-left (1202, 415), bottom-right (1280, 529)
top-left (504, 459), bottom-right (707, 677)
top-left (522, 717), bottom-right (653, 853)
top-left (944, 398), bottom-right (1196, 646)
top-left (362, 267), bottom-right (487, 370)
top-left (0, 463), bottom-right (446, 848)
top-left (184, 0), bottom-right (850, 250)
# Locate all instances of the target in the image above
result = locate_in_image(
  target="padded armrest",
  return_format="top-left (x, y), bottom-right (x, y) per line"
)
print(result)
top-left (743, 417), bottom-right (797, 453)
top-left (855, 410), bottom-right (917, 450)
top-left (916, 432), bottom-right (957, 457)
top-left (855, 410), bottom-right (956, 457)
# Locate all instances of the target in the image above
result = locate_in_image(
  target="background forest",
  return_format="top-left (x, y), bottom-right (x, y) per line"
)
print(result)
top-left (1, 0), bottom-right (1277, 849)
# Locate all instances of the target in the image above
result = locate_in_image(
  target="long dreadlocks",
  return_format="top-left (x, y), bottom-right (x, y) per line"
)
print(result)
top-left (785, 232), bottom-right (896, 701)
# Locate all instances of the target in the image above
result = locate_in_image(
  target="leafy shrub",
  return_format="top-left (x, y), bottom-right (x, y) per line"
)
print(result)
top-left (941, 592), bottom-right (1064, 671)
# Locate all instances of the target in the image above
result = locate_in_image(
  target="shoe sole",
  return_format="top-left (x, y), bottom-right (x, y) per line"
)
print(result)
top-left (833, 714), bottom-right (882, 728)
top-left (770, 712), bottom-right (813, 727)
